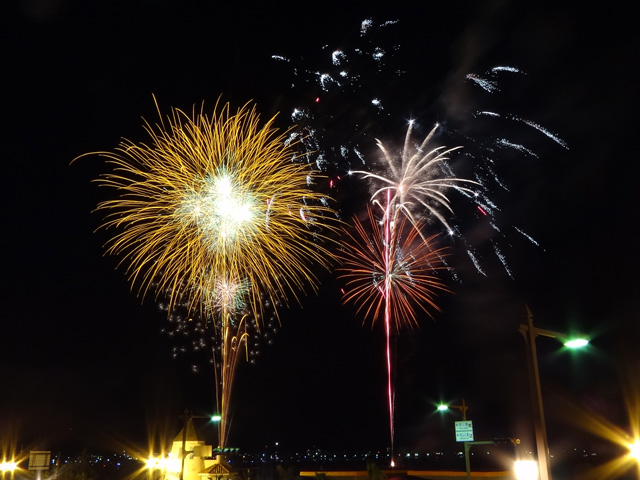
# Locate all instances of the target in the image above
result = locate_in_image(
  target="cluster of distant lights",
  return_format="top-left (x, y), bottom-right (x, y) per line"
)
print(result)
top-left (0, 451), bottom-right (138, 473)
top-left (6, 440), bottom-right (636, 479)
top-left (142, 448), bottom-right (474, 467)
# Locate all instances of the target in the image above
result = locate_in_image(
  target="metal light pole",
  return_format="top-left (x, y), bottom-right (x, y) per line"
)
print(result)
top-left (518, 306), bottom-right (589, 480)
top-left (437, 399), bottom-right (471, 479)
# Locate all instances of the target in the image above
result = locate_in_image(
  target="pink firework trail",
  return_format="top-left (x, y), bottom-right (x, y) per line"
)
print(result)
top-left (383, 188), bottom-right (394, 463)
top-left (338, 121), bottom-right (467, 464)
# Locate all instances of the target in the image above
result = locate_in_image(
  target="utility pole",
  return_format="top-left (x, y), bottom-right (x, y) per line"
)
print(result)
top-left (518, 305), bottom-right (589, 480)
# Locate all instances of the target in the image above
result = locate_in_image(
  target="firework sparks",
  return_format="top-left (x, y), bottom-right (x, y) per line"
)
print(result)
top-left (337, 206), bottom-right (450, 330)
top-left (79, 97), bottom-right (340, 448)
top-left (271, 18), bottom-right (568, 460)
top-left (276, 32), bottom-right (568, 279)
top-left (350, 120), bottom-right (477, 235)
top-left (83, 97), bottom-right (339, 322)
top-left (158, 277), bottom-right (281, 448)
top-left (338, 120), bottom-right (470, 464)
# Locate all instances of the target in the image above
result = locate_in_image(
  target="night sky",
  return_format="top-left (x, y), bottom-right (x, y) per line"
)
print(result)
top-left (3, 0), bottom-right (638, 462)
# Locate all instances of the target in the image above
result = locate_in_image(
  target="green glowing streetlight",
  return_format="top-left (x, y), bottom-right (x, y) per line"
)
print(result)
top-left (564, 337), bottom-right (589, 349)
top-left (518, 306), bottom-right (590, 480)
top-left (436, 398), bottom-right (471, 479)
top-left (436, 399), bottom-right (468, 420)
top-left (179, 410), bottom-right (223, 480)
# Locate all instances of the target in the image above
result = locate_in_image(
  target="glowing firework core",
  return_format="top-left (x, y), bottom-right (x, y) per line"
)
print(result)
top-left (179, 171), bottom-right (258, 247)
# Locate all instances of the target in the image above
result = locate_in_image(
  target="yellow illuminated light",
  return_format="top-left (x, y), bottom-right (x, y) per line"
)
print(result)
top-left (145, 456), bottom-right (162, 470)
top-left (514, 460), bottom-right (538, 480)
top-left (0, 460), bottom-right (18, 472)
top-left (164, 455), bottom-right (181, 474)
top-left (145, 455), bottom-right (179, 473)
top-left (556, 365), bottom-right (640, 479)
top-left (629, 439), bottom-right (640, 462)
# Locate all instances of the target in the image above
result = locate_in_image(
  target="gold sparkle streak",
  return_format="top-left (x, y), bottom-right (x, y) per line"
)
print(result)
top-left (80, 98), bottom-right (339, 322)
top-left (214, 313), bottom-right (250, 449)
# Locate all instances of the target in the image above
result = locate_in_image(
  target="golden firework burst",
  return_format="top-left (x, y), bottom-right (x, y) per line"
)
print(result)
top-left (83, 98), bottom-right (339, 323)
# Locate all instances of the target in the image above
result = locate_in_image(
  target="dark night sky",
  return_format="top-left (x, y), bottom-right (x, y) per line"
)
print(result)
top-left (2, 0), bottom-right (639, 461)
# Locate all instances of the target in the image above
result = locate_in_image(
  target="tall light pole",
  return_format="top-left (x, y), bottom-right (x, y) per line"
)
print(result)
top-left (518, 306), bottom-right (589, 480)
top-left (437, 399), bottom-right (471, 479)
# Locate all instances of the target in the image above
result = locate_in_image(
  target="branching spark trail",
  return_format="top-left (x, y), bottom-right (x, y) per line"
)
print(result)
top-left (339, 121), bottom-right (468, 464)
top-left (351, 121), bottom-right (477, 235)
top-left (338, 207), bottom-right (450, 464)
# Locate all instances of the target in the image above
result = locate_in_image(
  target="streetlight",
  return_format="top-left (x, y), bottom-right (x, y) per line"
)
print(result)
top-left (437, 398), bottom-right (469, 420)
top-left (514, 459), bottom-right (538, 480)
top-left (436, 398), bottom-right (473, 480)
top-left (210, 414), bottom-right (222, 453)
top-left (630, 438), bottom-right (640, 464)
top-left (145, 455), bottom-right (168, 480)
top-left (518, 305), bottom-right (589, 480)
top-left (0, 460), bottom-right (18, 480)
top-left (0, 461), bottom-right (17, 473)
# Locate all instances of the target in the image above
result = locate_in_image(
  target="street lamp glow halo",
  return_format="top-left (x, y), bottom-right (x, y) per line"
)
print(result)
top-left (563, 338), bottom-right (589, 349)
top-left (630, 438), bottom-right (640, 463)
top-left (514, 460), bottom-right (538, 480)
